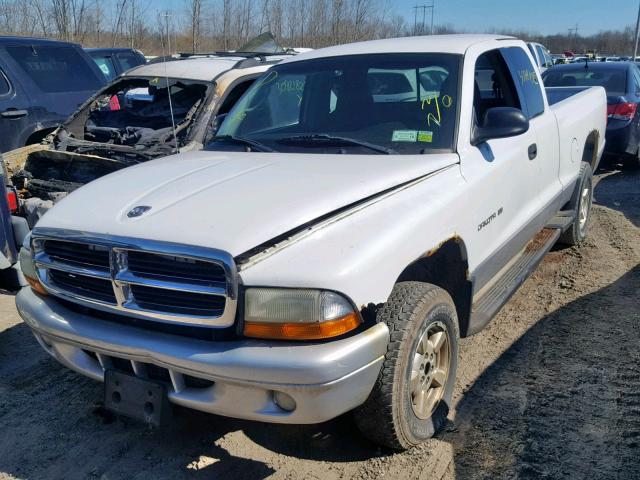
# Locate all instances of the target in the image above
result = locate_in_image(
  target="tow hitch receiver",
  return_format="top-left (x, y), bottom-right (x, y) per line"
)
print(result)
top-left (104, 370), bottom-right (171, 426)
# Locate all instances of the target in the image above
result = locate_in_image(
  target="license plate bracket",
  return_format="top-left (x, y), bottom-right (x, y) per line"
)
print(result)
top-left (104, 369), bottom-right (171, 426)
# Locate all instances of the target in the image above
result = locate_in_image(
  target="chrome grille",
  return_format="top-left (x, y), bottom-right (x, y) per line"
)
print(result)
top-left (31, 228), bottom-right (238, 327)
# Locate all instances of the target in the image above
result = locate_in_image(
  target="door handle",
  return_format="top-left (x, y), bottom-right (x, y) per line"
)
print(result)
top-left (528, 143), bottom-right (537, 160)
top-left (1, 109), bottom-right (28, 119)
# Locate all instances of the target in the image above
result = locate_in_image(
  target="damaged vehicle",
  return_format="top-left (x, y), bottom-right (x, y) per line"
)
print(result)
top-left (17, 35), bottom-right (606, 449)
top-left (3, 34), bottom-right (295, 228)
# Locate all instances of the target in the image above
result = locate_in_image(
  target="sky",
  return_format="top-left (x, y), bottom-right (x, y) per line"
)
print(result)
top-left (152, 0), bottom-right (639, 37)
top-left (391, 0), bottom-right (639, 36)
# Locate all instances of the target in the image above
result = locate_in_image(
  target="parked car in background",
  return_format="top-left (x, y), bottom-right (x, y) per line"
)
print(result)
top-left (0, 155), bottom-right (28, 287)
top-left (3, 37), bottom-right (296, 228)
top-left (551, 54), bottom-right (567, 64)
top-left (16, 34), bottom-right (606, 450)
top-left (527, 42), bottom-right (554, 72)
top-left (85, 48), bottom-right (146, 81)
top-left (543, 61), bottom-right (640, 169)
top-left (605, 56), bottom-right (622, 62)
top-left (0, 37), bottom-right (105, 154)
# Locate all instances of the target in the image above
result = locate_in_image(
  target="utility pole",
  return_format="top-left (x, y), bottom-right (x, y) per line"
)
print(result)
top-left (413, 2), bottom-right (435, 35)
top-left (413, 5), bottom-right (426, 35)
top-left (634, 0), bottom-right (640, 59)
top-left (568, 24), bottom-right (578, 52)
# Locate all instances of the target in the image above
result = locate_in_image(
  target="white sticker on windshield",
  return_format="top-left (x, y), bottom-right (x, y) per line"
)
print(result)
top-left (392, 130), bottom-right (418, 142)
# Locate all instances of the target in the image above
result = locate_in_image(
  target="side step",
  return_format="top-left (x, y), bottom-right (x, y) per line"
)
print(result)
top-left (545, 209), bottom-right (575, 231)
top-left (467, 227), bottom-right (561, 335)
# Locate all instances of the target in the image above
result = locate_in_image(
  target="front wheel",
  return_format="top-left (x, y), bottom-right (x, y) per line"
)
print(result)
top-left (559, 162), bottom-right (593, 246)
top-left (354, 282), bottom-right (459, 450)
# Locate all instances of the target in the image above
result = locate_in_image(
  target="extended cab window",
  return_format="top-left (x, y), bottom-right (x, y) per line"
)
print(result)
top-left (473, 50), bottom-right (521, 123)
top-left (502, 47), bottom-right (545, 119)
top-left (214, 53), bottom-right (461, 154)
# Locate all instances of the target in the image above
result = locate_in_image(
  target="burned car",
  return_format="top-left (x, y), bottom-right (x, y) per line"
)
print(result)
top-left (4, 39), bottom-right (294, 227)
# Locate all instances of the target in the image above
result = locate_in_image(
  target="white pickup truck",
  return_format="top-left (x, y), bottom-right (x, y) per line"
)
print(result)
top-left (16, 35), bottom-right (606, 450)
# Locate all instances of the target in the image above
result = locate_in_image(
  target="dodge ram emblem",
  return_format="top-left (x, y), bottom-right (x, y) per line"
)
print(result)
top-left (127, 206), bottom-right (152, 218)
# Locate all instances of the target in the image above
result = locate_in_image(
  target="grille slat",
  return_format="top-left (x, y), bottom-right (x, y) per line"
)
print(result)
top-left (44, 240), bottom-right (110, 271)
top-left (49, 270), bottom-right (117, 304)
top-left (131, 285), bottom-right (226, 317)
top-left (127, 251), bottom-right (226, 285)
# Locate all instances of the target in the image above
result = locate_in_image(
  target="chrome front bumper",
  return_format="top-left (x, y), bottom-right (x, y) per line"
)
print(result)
top-left (16, 288), bottom-right (389, 424)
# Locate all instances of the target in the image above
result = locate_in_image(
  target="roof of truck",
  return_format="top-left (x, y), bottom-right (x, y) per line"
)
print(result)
top-left (280, 34), bottom-right (515, 65)
top-left (124, 54), bottom-right (292, 82)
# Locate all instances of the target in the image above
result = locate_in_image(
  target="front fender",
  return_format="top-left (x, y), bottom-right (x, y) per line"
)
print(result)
top-left (238, 164), bottom-right (468, 308)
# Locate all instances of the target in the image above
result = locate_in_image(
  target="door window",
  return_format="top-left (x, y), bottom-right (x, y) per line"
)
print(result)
top-left (473, 50), bottom-right (521, 123)
top-left (502, 47), bottom-right (545, 119)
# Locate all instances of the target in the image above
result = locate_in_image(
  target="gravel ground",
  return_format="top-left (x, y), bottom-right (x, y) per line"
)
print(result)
top-left (0, 167), bottom-right (638, 480)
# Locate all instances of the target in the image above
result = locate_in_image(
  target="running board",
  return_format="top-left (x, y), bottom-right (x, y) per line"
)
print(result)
top-left (545, 209), bottom-right (575, 231)
top-left (467, 227), bottom-right (561, 336)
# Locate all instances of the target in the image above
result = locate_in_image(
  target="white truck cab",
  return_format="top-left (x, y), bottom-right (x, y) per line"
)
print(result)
top-left (16, 35), bottom-right (606, 450)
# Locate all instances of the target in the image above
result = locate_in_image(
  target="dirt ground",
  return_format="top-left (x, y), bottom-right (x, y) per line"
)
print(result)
top-left (0, 167), bottom-right (638, 480)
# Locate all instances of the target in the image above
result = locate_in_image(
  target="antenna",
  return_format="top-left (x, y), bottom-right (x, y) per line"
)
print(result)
top-left (161, 11), bottom-right (178, 154)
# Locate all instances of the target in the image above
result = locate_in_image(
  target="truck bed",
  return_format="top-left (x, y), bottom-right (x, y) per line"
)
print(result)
top-left (545, 86), bottom-right (593, 106)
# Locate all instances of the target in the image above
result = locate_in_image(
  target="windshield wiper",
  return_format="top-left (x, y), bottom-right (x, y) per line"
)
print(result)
top-left (211, 135), bottom-right (275, 152)
top-left (276, 134), bottom-right (396, 154)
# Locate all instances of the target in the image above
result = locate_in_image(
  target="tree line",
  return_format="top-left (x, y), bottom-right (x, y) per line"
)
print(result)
top-left (0, 0), bottom-right (637, 56)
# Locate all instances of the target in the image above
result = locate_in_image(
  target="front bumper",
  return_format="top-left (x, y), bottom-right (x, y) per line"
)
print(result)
top-left (16, 288), bottom-right (389, 424)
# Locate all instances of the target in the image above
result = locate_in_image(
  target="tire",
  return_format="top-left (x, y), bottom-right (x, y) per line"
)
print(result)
top-left (559, 162), bottom-right (593, 246)
top-left (622, 149), bottom-right (640, 170)
top-left (354, 281), bottom-right (459, 450)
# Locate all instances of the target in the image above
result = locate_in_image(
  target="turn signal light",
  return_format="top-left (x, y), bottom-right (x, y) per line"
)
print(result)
top-left (26, 275), bottom-right (48, 296)
top-left (244, 312), bottom-right (361, 340)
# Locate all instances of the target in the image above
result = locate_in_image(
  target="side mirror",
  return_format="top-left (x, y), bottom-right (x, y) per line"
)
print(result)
top-left (472, 107), bottom-right (529, 145)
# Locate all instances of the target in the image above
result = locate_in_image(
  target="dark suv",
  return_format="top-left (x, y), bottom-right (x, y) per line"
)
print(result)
top-left (84, 48), bottom-right (146, 81)
top-left (0, 37), bottom-right (105, 153)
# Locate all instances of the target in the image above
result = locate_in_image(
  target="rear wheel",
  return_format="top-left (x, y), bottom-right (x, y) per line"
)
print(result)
top-left (354, 282), bottom-right (459, 450)
top-left (559, 162), bottom-right (593, 246)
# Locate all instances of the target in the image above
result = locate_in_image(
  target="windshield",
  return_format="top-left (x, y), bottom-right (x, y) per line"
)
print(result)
top-left (543, 67), bottom-right (628, 96)
top-left (55, 76), bottom-right (209, 162)
top-left (213, 53), bottom-right (461, 154)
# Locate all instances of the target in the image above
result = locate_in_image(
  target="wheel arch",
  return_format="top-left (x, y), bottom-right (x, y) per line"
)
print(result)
top-left (395, 236), bottom-right (473, 337)
top-left (583, 130), bottom-right (600, 171)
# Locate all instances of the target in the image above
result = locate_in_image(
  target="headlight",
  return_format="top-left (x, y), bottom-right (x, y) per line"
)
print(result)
top-left (19, 234), bottom-right (47, 295)
top-left (243, 288), bottom-right (361, 340)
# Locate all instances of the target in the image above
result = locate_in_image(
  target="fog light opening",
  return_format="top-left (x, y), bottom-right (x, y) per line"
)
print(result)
top-left (273, 391), bottom-right (296, 412)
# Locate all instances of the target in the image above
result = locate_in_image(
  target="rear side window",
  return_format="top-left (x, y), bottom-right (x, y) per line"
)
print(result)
top-left (5, 45), bottom-right (103, 93)
top-left (116, 52), bottom-right (145, 72)
top-left (91, 55), bottom-right (117, 81)
top-left (502, 47), bottom-right (545, 119)
top-left (0, 69), bottom-right (10, 95)
top-left (543, 68), bottom-right (627, 96)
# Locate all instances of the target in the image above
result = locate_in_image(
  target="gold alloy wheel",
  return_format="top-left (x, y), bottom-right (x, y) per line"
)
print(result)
top-left (409, 320), bottom-right (451, 419)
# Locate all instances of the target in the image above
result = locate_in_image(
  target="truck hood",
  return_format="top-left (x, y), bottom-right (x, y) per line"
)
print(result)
top-left (37, 150), bottom-right (459, 256)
